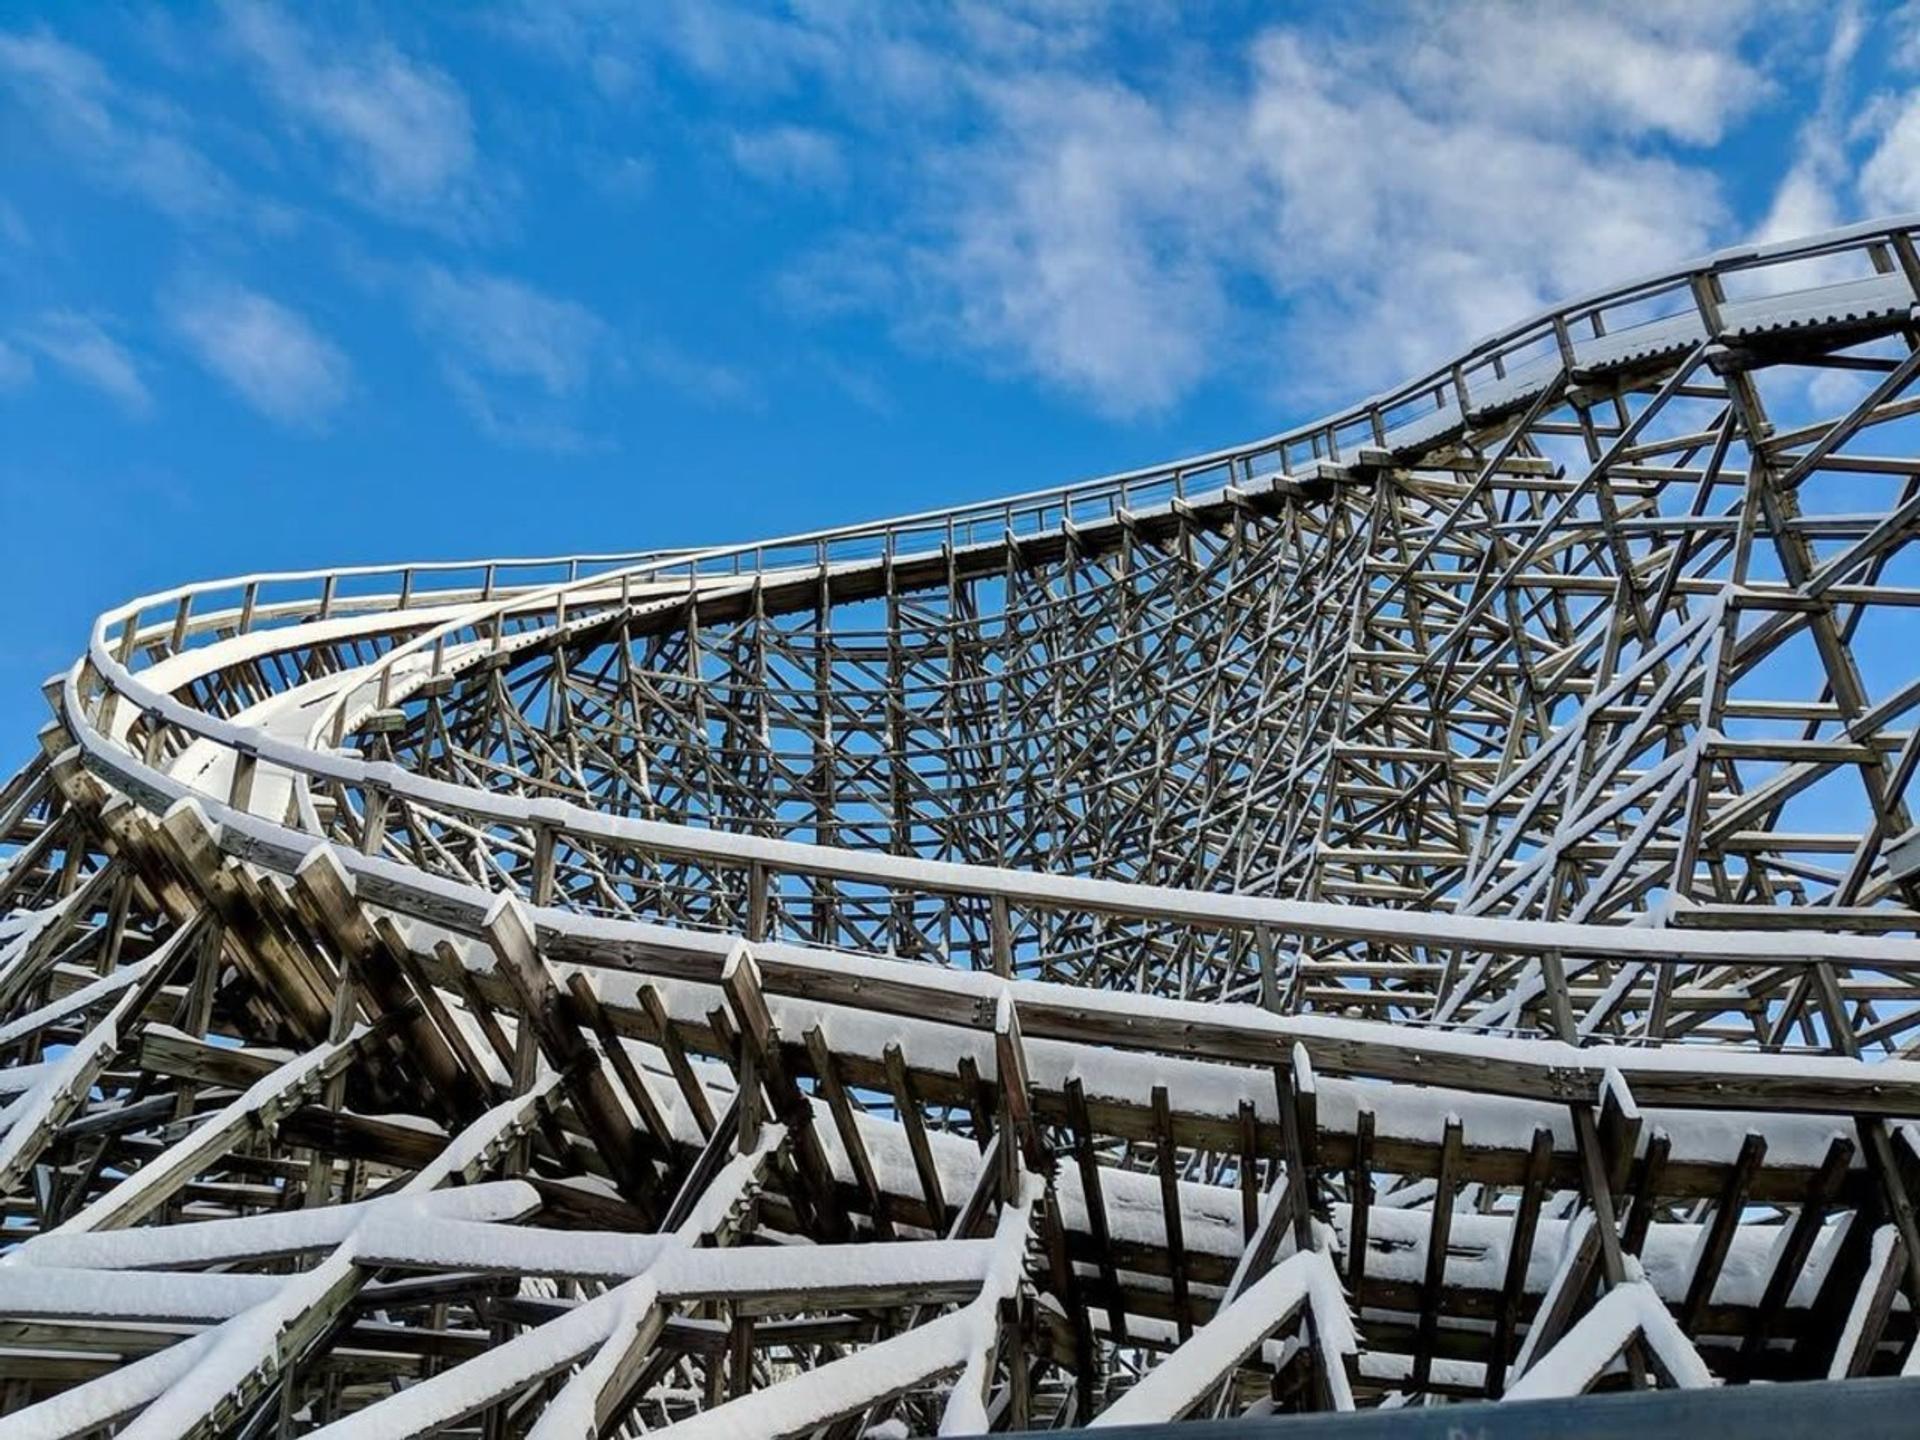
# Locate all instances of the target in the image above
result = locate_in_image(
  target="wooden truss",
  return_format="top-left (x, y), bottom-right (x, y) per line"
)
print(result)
top-left (11, 221), bottom-right (1920, 1432)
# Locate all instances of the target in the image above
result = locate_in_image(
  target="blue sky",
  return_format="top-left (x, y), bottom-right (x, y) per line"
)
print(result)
top-left (0, 1), bottom-right (1914, 767)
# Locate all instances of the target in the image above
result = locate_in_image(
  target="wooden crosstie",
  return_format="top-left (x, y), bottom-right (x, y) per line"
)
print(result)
top-left (9, 220), bottom-right (1920, 1432)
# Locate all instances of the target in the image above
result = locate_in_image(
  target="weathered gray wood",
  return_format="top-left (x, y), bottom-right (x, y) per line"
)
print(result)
top-left (1487, 1125), bottom-right (1555, 1398)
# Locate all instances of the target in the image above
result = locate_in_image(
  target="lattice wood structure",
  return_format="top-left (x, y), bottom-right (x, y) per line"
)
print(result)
top-left (11, 221), bottom-right (1920, 1435)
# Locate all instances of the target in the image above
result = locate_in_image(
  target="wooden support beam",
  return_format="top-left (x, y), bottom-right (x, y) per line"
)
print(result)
top-left (1833, 1229), bottom-right (1906, 1378)
top-left (482, 897), bottom-right (658, 1220)
top-left (1065, 1077), bottom-right (1125, 1342)
top-left (1154, 1083), bottom-right (1194, 1341)
top-left (1619, 1128), bottom-right (1671, 1258)
top-left (1347, 1107), bottom-right (1374, 1303)
top-left (1276, 1042), bottom-right (1319, 1254)
top-left (994, 994), bottom-right (1048, 1186)
top-left (1237, 1100), bottom-right (1261, 1242)
top-left (1487, 1125), bottom-right (1554, 1398)
top-left (1859, 1115), bottom-right (1920, 1316)
top-left (291, 847), bottom-right (487, 1124)
top-left (1680, 1130), bottom-right (1767, 1333)
top-left (1572, 1104), bottom-right (1629, 1289)
top-left (1515, 1217), bottom-right (1604, 1382)
top-left (639, 983), bottom-right (716, 1139)
top-left (721, 942), bottom-right (843, 1239)
top-left (1412, 1114), bottom-right (1463, 1393)
top-left (884, 1041), bottom-right (945, 1230)
top-left (804, 1026), bottom-right (894, 1238)
top-left (439, 940), bottom-right (515, 1074)
top-left (1740, 1134), bottom-right (1854, 1375)
top-left (566, 971), bottom-right (671, 1154)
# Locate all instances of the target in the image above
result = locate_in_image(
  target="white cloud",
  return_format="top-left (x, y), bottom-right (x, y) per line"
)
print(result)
top-left (496, 1), bottom-right (963, 116)
top-left (490, 1), bottom-right (1833, 417)
top-left (855, 6), bottom-right (1749, 415)
top-left (917, 78), bottom-right (1243, 415)
top-left (1751, 3), bottom-right (1863, 299)
top-left (223, 2), bottom-right (482, 227)
top-left (17, 311), bottom-right (153, 416)
top-left (165, 281), bottom-right (351, 426)
top-left (435, 368), bottom-right (603, 454)
top-left (1391, 2), bottom-right (1774, 147)
top-left (0, 29), bottom-right (234, 220)
top-left (0, 339), bottom-right (33, 392)
top-left (639, 4), bottom-right (844, 97)
top-left (516, 1), bottom-right (1770, 416)
top-left (1861, 91), bottom-right (1920, 214)
top-left (1238, 29), bottom-right (1727, 392)
top-left (635, 341), bottom-right (754, 407)
top-left (408, 266), bottom-right (607, 450)
top-left (412, 267), bottom-right (605, 396)
top-left (729, 125), bottom-right (846, 190)
top-left (403, 265), bottom-right (752, 447)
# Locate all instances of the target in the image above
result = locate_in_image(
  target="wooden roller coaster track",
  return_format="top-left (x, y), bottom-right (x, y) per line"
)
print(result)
top-left (10, 218), bottom-right (1920, 1434)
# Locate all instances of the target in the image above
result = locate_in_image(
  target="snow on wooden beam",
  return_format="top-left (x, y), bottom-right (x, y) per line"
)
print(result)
top-left (484, 894), bottom-right (659, 1216)
top-left (1502, 1278), bottom-right (1714, 1401)
top-left (40, 1029), bottom-right (366, 1236)
top-left (1091, 1249), bottom-right (1356, 1425)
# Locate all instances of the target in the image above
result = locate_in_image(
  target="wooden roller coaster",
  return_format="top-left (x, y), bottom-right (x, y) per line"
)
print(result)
top-left (10, 219), bottom-right (1920, 1434)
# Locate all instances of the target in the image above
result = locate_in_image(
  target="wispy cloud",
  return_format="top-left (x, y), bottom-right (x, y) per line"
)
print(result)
top-left (635, 341), bottom-right (755, 407)
top-left (728, 125), bottom-right (846, 190)
top-left (1388, 2), bottom-right (1774, 147)
top-left (1756, 4), bottom-right (1863, 253)
top-left (408, 265), bottom-right (608, 451)
top-left (403, 264), bottom-right (751, 449)
top-left (507, 1), bottom-right (1831, 417)
top-left (0, 340), bottom-right (33, 392)
top-left (906, 75), bottom-right (1245, 416)
top-left (17, 311), bottom-right (153, 416)
top-left (412, 267), bottom-right (604, 396)
top-left (223, 2), bottom-right (488, 230)
top-left (1231, 21), bottom-right (1732, 395)
top-left (0, 1), bottom-right (1881, 440)
top-left (0, 202), bottom-right (31, 253)
top-left (165, 280), bottom-right (351, 427)
top-left (1858, 16), bottom-right (1920, 219)
top-left (734, 0), bottom-right (1787, 415)
top-left (0, 28), bottom-right (235, 221)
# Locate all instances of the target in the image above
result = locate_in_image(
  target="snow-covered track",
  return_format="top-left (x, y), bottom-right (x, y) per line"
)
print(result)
top-left (10, 218), bottom-right (1920, 1429)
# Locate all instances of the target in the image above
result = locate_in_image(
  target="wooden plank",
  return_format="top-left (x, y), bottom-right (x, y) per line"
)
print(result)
top-left (640, 982), bottom-right (716, 1139)
top-left (437, 938), bottom-right (514, 1073)
top-left (722, 943), bottom-right (843, 1238)
top-left (1619, 1128), bottom-right (1671, 1258)
top-left (1153, 1083), bottom-right (1193, 1341)
top-left (1347, 1107), bottom-right (1374, 1302)
top-left (482, 897), bottom-right (658, 1219)
top-left (1486, 1125), bottom-right (1554, 1398)
top-left (1680, 1130), bottom-right (1767, 1333)
top-left (1066, 1076), bottom-right (1125, 1341)
top-left (1740, 1134), bottom-right (1854, 1375)
top-left (804, 1025), bottom-right (894, 1238)
top-left (291, 849), bottom-right (486, 1123)
top-left (1412, 1114), bottom-right (1463, 1392)
top-left (1835, 1229), bottom-right (1906, 1378)
top-left (1276, 1042), bottom-right (1318, 1253)
top-left (884, 1041), bottom-right (946, 1229)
